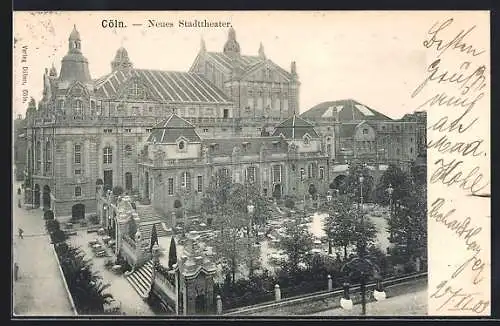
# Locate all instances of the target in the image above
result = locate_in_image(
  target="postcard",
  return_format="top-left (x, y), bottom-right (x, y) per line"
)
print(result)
top-left (12, 11), bottom-right (490, 317)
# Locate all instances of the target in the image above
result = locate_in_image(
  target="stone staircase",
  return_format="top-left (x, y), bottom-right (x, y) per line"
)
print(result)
top-left (134, 203), bottom-right (170, 239)
top-left (126, 260), bottom-right (154, 299)
top-left (141, 221), bottom-right (169, 239)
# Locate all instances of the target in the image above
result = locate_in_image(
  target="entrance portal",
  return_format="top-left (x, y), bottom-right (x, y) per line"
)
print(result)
top-left (125, 172), bottom-right (133, 192)
top-left (194, 294), bottom-right (207, 314)
top-left (272, 184), bottom-right (282, 199)
top-left (104, 170), bottom-right (113, 191)
top-left (33, 184), bottom-right (40, 207)
top-left (42, 185), bottom-right (51, 210)
top-left (71, 204), bottom-right (85, 220)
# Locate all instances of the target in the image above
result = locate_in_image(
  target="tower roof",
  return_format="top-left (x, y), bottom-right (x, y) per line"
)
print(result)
top-left (272, 115), bottom-right (319, 139)
top-left (147, 114), bottom-right (201, 144)
top-left (60, 25), bottom-right (91, 82)
top-left (301, 99), bottom-right (392, 121)
top-left (223, 27), bottom-right (241, 56)
top-left (111, 47), bottom-right (133, 71)
top-left (69, 25), bottom-right (80, 40)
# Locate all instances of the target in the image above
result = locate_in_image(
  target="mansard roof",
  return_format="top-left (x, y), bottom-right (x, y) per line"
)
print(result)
top-left (301, 99), bottom-right (392, 121)
top-left (202, 136), bottom-right (288, 156)
top-left (272, 115), bottom-right (319, 139)
top-left (147, 114), bottom-right (201, 144)
top-left (93, 69), bottom-right (231, 104)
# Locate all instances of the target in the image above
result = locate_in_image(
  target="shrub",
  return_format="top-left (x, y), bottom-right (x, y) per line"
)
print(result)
top-left (284, 198), bottom-right (295, 210)
top-left (88, 214), bottom-right (100, 225)
top-left (112, 186), bottom-right (124, 196)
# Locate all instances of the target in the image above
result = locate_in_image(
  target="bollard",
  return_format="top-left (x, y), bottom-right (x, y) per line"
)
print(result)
top-left (327, 274), bottom-right (332, 291)
top-left (274, 284), bottom-right (281, 301)
top-left (216, 295), bottom-right (222, 315)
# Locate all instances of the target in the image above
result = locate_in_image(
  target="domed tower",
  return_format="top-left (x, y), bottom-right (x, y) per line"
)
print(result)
top-left (111, 47), bottom-right (133, 72)
top-left (49, 63), bottom-right (58, 78)
top-left (223, 27), bottom-right (241, 57)
top-left (59, 25), bottom-right (91, 82)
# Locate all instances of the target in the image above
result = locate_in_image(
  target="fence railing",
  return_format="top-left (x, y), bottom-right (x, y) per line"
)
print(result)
top-left (223, 271), bottom-right (427, 315)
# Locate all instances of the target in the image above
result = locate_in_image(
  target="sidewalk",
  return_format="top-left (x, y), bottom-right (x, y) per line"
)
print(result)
top-left (12, 182), bottom-right (75, 316)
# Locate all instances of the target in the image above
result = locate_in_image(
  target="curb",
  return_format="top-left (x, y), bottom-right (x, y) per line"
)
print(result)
top-left (50, 237), bottom-right (78, 316)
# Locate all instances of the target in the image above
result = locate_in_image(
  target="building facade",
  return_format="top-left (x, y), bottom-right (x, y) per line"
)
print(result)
top-left (138, 114), bottom-right (329, 219)
top-left (300, 99), bottom-right (424, 170)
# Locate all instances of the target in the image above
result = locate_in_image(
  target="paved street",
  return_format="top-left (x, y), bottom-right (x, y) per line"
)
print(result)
top-left (12, 182), bottom-right (75, 316)
top-left (310, 289), bottom-right (427, 316)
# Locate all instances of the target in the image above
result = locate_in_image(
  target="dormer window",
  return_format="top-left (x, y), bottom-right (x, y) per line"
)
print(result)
top-left (303, 134), bottom-right (311, 145)
top-left (177, 137), bottom-right (188, 152)
top-left (129, 82), bottom-right (144, 99)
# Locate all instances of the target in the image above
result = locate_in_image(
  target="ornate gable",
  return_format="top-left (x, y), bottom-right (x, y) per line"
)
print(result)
top-left (115, 75), bottom-right (160, 102)
top-left (242, 60), bottom-right (292, 83)
top-left (66, 80), bottom-right (91, 98)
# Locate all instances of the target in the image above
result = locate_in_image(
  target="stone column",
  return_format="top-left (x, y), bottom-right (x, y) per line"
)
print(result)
top-left (216, 295), bottom-right (222, 315)
top-left (274, 284), bottom-right (281, 301)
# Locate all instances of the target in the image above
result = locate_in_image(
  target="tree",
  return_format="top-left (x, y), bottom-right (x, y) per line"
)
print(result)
top-left (373, 164), bottom-right (412, 205)
top-left (55, 242), bottom-right (113, 314)
top-left (168, 237), bottom-right (178, 269)
top-left (280, 212), bottom-right (313, 276)
top-left (388, 183), bottom-right (427, 259)
top-left (323, 195), bottom-right (378, 260)
top-left (339, 160), bottom-right (374, 201)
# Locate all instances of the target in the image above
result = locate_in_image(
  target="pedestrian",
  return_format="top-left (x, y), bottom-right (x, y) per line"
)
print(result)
top-left (17, 188), bottom-right (21, 195)
top-left (14, 262), bottom-right (19, 281)
top-left (18, 228), bottom-right (24, 239)
top-left (18, 199), bottom-right (21, 208)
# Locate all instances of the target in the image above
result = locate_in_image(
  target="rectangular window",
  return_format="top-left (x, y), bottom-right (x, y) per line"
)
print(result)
top-left (246, 166), bottom-right (256, 183)
top-left (283, 98), bottom-right (289, 111)
top-left (168, 178), bottom-right (174, 195)
top-left (197, 175), bottom-right (203, 193)
top-left (125, 128), bottom-right (132, 133)
top-left (300, 168), bottom-right (305, 181)
top-left (272, 165), bottom-right (282, 183)
top-left (203, 128), bottom-right (209, 133)
top-left (319, 167), bottom-right (324, 180)
top-left (75, 169), bottom-right (82, 175)
top-left (248, 97), bottom-right (254, 108)
top-left (104, 128), bottom-right (113, 133)
top-left (146, 128), bottom-right (152, 133)
top-left (74, 144), bottom-right (81, 164)
top-left (75, 186), bottom-right (82, 197)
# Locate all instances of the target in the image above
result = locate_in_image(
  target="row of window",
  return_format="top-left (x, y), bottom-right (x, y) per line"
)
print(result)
top-left (247, 97), bottom-right (289, 111)
top-left (73, 144), bottom-right (134, 165)
top-left (167, 173), bottom-right (203, 195)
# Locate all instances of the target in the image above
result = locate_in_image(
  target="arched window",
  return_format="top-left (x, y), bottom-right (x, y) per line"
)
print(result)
top-left (181, 171), bottom-right (191, 192)
top-left (103, 147), bottom-right (112, 164)
top-left (125, 172), bottom-right (133, 191)
top-left (178, 141), bottom-right (185, 150)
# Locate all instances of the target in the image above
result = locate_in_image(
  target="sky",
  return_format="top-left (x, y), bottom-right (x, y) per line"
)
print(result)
top-left (12, 11), bottom-right (489, 120)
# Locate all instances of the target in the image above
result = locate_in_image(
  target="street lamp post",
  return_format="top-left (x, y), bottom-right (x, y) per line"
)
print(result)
top-left (340, 175), bottom-right (385, 316)
top-left (387, 184), bottom-right (394, 242)
top-left (247, 202), bottom-right (255, 277)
